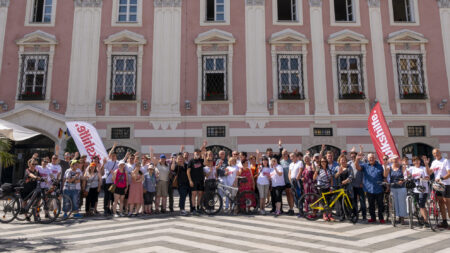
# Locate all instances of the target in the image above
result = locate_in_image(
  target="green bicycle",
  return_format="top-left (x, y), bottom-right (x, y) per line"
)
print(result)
top-left (299, 184), bottom-right (357, 223)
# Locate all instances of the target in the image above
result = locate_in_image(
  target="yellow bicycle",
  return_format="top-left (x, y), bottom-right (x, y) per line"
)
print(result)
top-left (298, 185), bottom-right (357, 223)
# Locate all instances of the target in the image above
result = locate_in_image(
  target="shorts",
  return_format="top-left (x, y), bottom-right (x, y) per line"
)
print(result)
top-left (284, 183), bottom-right (292, 189)
top-left (257, 184), bottom-right (270, 199)
top-left (190, 181), bottom-right (205, 192)
top-left (436, 185), bottom-right (450, 198)
top-left (115, 187), bottom-right (126, 195)
top-left (144, 192), bottom-right (155, 205)
top-left (272, 186), bottom-right (285, 203)
top-left (413, 193), bottom-right (428, 208)
top-left (156, 181), bottom-right (169, 197)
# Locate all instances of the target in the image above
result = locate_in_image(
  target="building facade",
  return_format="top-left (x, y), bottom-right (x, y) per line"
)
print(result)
top-left (1, 0), bottom-right (450, 168)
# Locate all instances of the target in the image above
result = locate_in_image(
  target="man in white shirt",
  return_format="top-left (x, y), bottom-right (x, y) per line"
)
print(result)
top-left (37, 157), bottom-right (52, 190)
top-left (102, 144), bottom-right (119, 216)
top-left (430, 148), bottom-right (450, 228)
top-left (49, 155), bottom-right (62, 181)
top-left (289, 152), bottom-right (303, 210)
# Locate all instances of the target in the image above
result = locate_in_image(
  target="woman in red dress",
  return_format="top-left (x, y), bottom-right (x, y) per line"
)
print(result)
top-left (238, 159), bottom-right (256, 210)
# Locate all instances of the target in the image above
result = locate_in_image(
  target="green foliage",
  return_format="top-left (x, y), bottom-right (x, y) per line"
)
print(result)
top-left (64, 137), bottom-right (78, 153)
top-left (0, 138), bottom-right (15, 168)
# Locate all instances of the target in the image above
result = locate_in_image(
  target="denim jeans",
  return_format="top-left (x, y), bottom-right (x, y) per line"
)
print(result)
top-left (291, 179), bottom-right (302, 207)
top-left (178, 185), bottom-right (190, 211)
top-left (353, 187), bottom-right (367, 218)
top-left (391, 187), bottom-right (407, 217)
top-left (64, 189), bottom-right (80, 212)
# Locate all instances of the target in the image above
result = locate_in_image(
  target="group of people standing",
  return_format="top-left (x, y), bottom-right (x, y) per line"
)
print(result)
top-left (20, 141), bottom-right (450, 229)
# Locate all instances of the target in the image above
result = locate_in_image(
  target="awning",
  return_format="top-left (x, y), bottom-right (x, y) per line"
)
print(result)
top-left (0, 119), bottom-right (40, 141)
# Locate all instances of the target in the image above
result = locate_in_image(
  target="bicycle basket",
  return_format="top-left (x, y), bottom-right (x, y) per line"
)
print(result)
top-left (205, 179), bottom-right (218, 192)
top-left (416, 185), bottom-right (426, 193)
top-left (433, 182), bottom-right (445, 192)
top-left (405, 180), bottom-right (416, 189)
top-left (0, 183), bottom-right (13, 195)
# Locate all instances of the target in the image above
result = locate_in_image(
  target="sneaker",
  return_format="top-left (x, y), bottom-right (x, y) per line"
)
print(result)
top-left (170, 208), bottom-right (174, 213)
top-left (307, 214), bottom-right (317, 219)
top-left (423, 222), bottom-right (430, 228)
top-left (161, 209), bottom-right (166, 214)
top-left (275, 210), bottom-right (280, 217)
top-left (180, 210), bottom-right (187, 216)
top-left (437, 221), bottom-right (449, 228)
top-left (379, 219), bottom-right (386, 224)
top-left (73, 213), bottom-right (83, 219)
top-left (63, 213), bottom-right (68, 219)
top-left (114, 214), bottom-right (119, 218)
top-left (269, 209), bottom-right (276, 214)
top-left (259, 210), bottom-right (266, 215)
top-left (323, 214), bottom-right (329, 221)
top-left (287, 209), bottom-right (295, 216)
top-left (192, 210), bottom-right (198, 216)
top-left (368, 219), bottom-right (376, 223)
top-left (119, 213), bottom-right (124, 217)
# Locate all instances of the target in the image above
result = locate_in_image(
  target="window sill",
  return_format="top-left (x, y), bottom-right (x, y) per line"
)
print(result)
top-left (112, 21), bottom-right (142, 27)
top-left (396, 98), bottom-right (429, 103)
top-left (273, 20), bottom-right (303, 26)
top-left (107, 100), bottom-right (139, 104)
top-left (24, 22), bottom-right (55, 27)
top-left (276, 98), bottom-right (309, 103)
top-left (390, 21), bottom-right (419, 26)
top-left (330, 21), bottom-right (361, 27)
top-left (336, 98), bottom-right (368, 103)
top-left (199, 100), bottom-right (231, 105)
top-left (200, 20), bottom-right (230, 26)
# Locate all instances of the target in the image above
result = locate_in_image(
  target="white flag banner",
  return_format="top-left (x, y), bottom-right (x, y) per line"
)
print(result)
top-left (65, 121), bottom-right (108, 162)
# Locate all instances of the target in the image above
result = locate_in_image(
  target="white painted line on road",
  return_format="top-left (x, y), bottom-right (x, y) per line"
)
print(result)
top-left (357, 229), bottom-right (419, 245)
top-left (373, 233), bottom-right (450, 253)
top-left (127, 246), bottom-right (187, 253)
top-left (254, 215), bottom-right (354, 229)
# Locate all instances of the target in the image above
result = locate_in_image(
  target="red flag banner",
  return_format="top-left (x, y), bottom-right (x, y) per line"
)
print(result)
top-left (368, 102), bottom-right (400, 161)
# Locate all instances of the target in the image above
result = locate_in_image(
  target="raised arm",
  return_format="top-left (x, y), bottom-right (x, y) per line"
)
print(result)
top-left (355, 153), bottom-right (363, 171)
top-left (148, 146), bottom-right (159, 165)
top-left (108, 142), bottom-right (117, 159)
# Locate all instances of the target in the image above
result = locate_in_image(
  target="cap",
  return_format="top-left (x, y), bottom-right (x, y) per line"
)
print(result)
top-left (160, 154), bottom-right (166, 159)
top-left (70, 160), bottom-right (80, 166)
top-left (118, 161), bottom-right (126, 166)
top-left (144, 154), bottom-right (151, 159)
top-left (171, 153), bottom-right (177, 157)
top-left (313, 153), bottom-right (320, 157)
top-left (341, 150), bottom-right (348, 154)
top-left (89, 162), bottom-right (96, 167)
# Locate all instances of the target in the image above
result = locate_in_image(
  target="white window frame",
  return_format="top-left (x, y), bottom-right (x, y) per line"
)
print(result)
top-left (112, 0), bottom-right (143, 27)
top-left (269, 29), bottom-right (310, 115)
top-left (104, 30), bottom-right (146, 116)
top-left (18, 54), bottom-right (49, 101)
top-left (200, 0), bottom-right (230, 26)
top-left (388, 29), bottom-right (430, 114)
top-left (273, 0), bottom-right (303, 26)
top-left (15, 31), bottom-right (57, 110)
top-left (388, 0), bottom-right (420, 26)
top-left (328, 30), bottom-right (370, 114)
top-left (111, 55), bottom-right (137, 100)
top-left (396, 54), bottom-right (425, 98)
top-left (202, 55), bottom-right (228, 101)
top-left (24, 0), bottom-right (57, 27)
top-left (336, 55), bottom-right (364, 99)
top-left (330, 0), bottom-right (361, 26)
top-left (277, 54), bottom-right (305, 100)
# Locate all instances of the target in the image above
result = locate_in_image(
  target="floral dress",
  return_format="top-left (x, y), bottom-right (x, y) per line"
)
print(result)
top-left (238, 168), bottom-right (256, 209)
top-left (302, 165), bottom-right (317, 211)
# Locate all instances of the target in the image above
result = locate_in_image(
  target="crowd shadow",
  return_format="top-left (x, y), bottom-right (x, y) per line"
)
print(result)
top-left (0, 237), bottom-right (69, 252)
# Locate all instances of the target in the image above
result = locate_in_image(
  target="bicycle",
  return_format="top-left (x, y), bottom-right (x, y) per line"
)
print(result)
top-left (429, 180), bottom-right (445, 231)
top-left (298, 184), bottom-right (357, 223)
top-left (0, 183), bottom-right (20, 223)
top-left (15, 178), bottom-right (61, 224)
top-left (201, 179), bottom-right (223, 215)
top-left (405, 178), bottom-right (432, 230)
top-left (379, 182), bottom-right (397, 227)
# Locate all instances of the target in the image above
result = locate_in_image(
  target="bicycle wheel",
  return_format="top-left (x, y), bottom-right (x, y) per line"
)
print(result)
top-left (298, 193), bottom-right (322, 220)
top-left (342, 197), bottom-right (357, 224)
top-left (0, 195), bottom-right (20, 223)
top-left (60, 194), bottom-right (74, 220)
top-left (384, 193), bottom-right (390, 222)
top-left (389, 194), bottom-right (396, 227)
top-left (34, 196), bottom-right (60, 224)
top-left (238, 191), bottom-right (258, 215)
top-left (201, 192), bottom-right (223, 215)
top-left (15, 197), bottom-right (31, 222)
top-left (407, 196), bottom-right (414, 229)
top-left (429, 199), bottom-right (440, 231)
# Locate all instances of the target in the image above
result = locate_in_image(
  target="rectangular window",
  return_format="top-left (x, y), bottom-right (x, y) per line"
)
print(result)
top-left (397, 54), bottom-right (426, 99)
top-left (202, 55), bottom-right (227, 101)
top-left (207, 126), bottom-right (226, 137)
top-left (19, 55), bottom-right (48, 101)
top-left (407, 126), bottom-right (426, 137)
top-left (392, 0), bottom-right (414, 22)
top-left (32, 0), bottom-right (52, 23)
top-left (337, 55), bottom-right (364, 99)
top-left (111, 56), bottom-right (137, 101)
top-left (277, 0), bottom-right (297, 21)
top-left (277, 54), bottom-right (304, 100)
top-left (111, 127), bottom-right (131, 139)
top-left (334, 0), bottom-right (354, 22)
top-left (118, 0), bottom-right (138, 23)
top-left (206, 0), bottom-right (225, 22)
top-left (313, 128), bottom-right (333, 137)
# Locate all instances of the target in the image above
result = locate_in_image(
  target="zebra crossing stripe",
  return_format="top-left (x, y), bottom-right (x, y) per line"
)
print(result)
top-left (126, 246), bottom-right (187, 253)
top-left (180, 217), bottom-right (366, 252)
top-left (356, 229), bottom-right (419, 245)
top-left (255, 215), bottom-right (354, 229)
top-left (342, 224), bottom-right (392, 236)
top-left (372, 233), bottom-right (450, 253)
top-left (435, 247), bottom-right (450, 253)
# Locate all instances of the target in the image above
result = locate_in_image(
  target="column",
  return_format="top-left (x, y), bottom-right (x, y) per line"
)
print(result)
top-left (438, 0), bottom-right (450, 98)
top-left (0, 0), bottom-right (9, 77)
top-left (309, 0), bottom-right (329, 115)
top-left (367, 0), bottom-right (391, 114)
top-left (150, 0), bottom-right (182, 117)
top-left (66, 0), bottom-right (103, 117)
top-left (245, 0), bottom-right (269, 116)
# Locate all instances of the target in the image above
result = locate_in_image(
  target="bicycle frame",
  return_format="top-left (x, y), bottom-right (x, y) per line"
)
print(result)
top-left (310, 188), bottom-right (354, 211)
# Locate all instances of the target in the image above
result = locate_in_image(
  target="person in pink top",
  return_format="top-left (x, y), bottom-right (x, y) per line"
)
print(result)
top-left (127, 164), bottom-right (144, 216)
top-left (112, 161), bottom-right (128, 217)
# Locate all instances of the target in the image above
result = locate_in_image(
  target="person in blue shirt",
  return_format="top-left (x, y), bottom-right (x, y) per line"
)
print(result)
top-left (355, 153), bottom-right (386, 224)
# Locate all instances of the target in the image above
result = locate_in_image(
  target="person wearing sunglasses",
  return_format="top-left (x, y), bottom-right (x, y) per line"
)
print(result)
top-left (314, 158), bottom-right (334, 221)
top-left (37, 156), bottom-right (52, 191)
top-left (22, 159), bottom-right (41, 200)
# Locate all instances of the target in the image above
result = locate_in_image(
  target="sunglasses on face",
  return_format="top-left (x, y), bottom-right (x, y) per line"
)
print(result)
top-left (321, 161), bottom-right (327, 163)
top-left (32, 163), bottom-right (38, 166)
top-left (43, 161), bottom-right (49, 163)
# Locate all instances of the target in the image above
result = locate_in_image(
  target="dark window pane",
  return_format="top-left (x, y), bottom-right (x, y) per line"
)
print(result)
top-left (126, 59), bottom-right (135, 71)
top-left (349, 58), bottom-right (358, 70)
top-left (35, 74), bottom-right (44, 86)
top-left (216, 58), bottom-right (224, 70)
top-left (334, 0), bottom-right (348, 21)
top-left (206, 0), bottom-right (215, 21)
top-left (280, 58), bottom-right (289, 70)
top-left (37, 59), bottom-right (46, 71)
top-left (290, 58), bottom-right (299, 70)
top-left (116, 59), bottom-right (124, 71)
top-left (314, 128), bottom-right (333, 137)
top-left (393, 0), bottom-right (408, 22)
top-left (278, 0), bottom-right (293, 21)
top-left (207, 126), bottom-right (226, 138)
top-left (205, 73), bottom-right (225, 100)
top-left (33, 0), bottom-right (45, 22)
top-left (111, 128), bottom-right (131, 139)
top-left (205, 58), bottom-right (215, 70)
top-left (25, 75), bottom-right (35, 87)
top-left (27, 60), bottom-right (36, 71)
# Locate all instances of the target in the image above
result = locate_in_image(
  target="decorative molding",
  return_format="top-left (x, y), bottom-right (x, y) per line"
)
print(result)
top-left (154, 0), bottom-right (182, 7)
top-left (246, 0), bottom-right (265, 6)
top-left (195, 29), bottom-right (236, 45)
top-left (150, 120), bottom-right (180, 130)
top-left (328, 29), bottom-right (368, 44)
top-left (16, 30), bottom-right (58, 45)
top-left (74, 0), bottom-right (102, 7)
top-left (0, 0), bottom-right (9, 8)
top-left (269, 29), bottom-right (310, 44)
top-left (104, 30), bottom-right (147, 45)
top-left (367, 0), bottom-right (380, 7)
top-left (309, 0), bottom-right (322, 7)
top-left (438, 0), bottom-right (450, 8)
top-left (387, 29), bottom-right (428, 44)
top-left (246, 119), bottom-right (268, 129)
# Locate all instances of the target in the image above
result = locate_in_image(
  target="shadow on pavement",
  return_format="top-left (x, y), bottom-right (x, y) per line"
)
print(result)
top-left (0, 237), bottom-right (69, 252)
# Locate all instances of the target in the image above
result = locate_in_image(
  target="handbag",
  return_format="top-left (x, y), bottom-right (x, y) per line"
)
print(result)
top-left (108, 184), bottom-right (116, 193)
top-left (171, 165), bottom-right (179, 188)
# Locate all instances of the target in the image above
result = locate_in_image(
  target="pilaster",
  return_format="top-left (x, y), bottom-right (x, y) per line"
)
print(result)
top-left (66, 0), bottom-right (103, 117)
top-left (150, 0), bottom-right (182, 119)
top-left (309, 0), bottom-right (330, 116)
top-left (245, 0), bottom-right (269, 117)
top-left (438, 0), bottom-right (450, 98)
top-left (0, 0), bottom-right (9, 77)
top-left (367, 0), bottom-right (392, 114)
